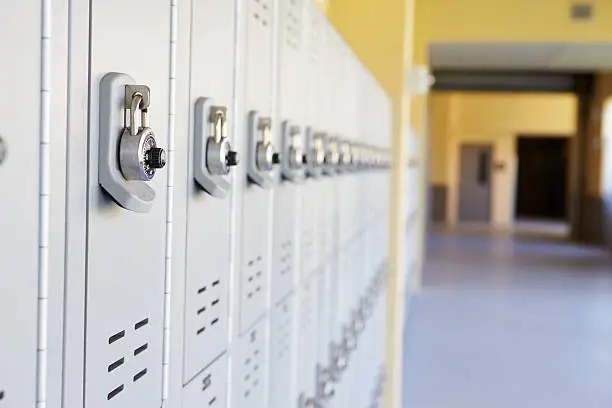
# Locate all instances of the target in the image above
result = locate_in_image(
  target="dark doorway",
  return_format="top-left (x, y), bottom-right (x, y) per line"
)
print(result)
top-left (515, 137), bottom-right (569, 220)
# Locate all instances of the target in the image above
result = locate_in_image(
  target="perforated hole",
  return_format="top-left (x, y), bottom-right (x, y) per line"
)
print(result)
top-left (285, 0), bottom-right (302, 50)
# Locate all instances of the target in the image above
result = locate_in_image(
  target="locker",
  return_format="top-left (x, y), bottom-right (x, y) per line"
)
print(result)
top-left (83, 1), bottom-right (171, 406)
top-left (238, 0), bottom-right (277, 333)
top-left (0, 3), bottom-right (42, 407)
top-left (181, 0), bottom-right (237, 384)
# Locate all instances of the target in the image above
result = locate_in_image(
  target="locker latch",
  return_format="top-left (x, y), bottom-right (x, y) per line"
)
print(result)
top-left (338, 140), bottom-right (352, 171)
top-left (194, 98), bottom-right (238, 198)
top-left (317, 365), bottom-right (336, 401)
top-left (281, 121), bottom-right (306, 182)
top-left (98, 73), bottom-right (167, 213)
top-left (305, 129), bottom-right (326, 178)
top-left (120, 86), bottom-right (166, 181)
top-left (247, 112), bottom-right (279, 188)
top-left (323, 136), bottom-right (339, 175)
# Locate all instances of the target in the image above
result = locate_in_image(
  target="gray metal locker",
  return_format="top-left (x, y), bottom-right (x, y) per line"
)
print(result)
top-left (0, 3), bottom-right (42, 407)
top-left (180, 0), bottom-right (238, 386)
top-left (238, 0), bottom-right (277, 334)
top-left (83, 1), bottom-right (172, 406)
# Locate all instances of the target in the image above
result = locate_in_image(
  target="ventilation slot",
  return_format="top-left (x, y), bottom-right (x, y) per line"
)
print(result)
top-left (133, 368), bottom-right (147, 382)
top-left (134, 318), bottom-right (149, 330)
top-left (134, 343), bottom-right (148, 356)
top-left (107, 385), bottom-right (124, 400)
top-left (0, 390), bottom-right (5, 400)
top-left (209, 396), bottom-right (217, 405)
top-left (197, 326), bottom-right (206, 335)
top-left (108, 357), bottom-right (125, 373)
top-left (108, 330), bottom-right (125, 344)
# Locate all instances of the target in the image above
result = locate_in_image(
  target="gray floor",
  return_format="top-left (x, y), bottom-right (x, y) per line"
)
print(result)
top-left (403, 231), bottom-right (612, 408)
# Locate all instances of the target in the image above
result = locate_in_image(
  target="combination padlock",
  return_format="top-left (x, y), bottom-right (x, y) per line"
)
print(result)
top-left (287, 125), bottom-right (305, 169)
top-left (324, 137), bottom-right (339, 168)
top-left (206, 106), bottom-right (239, 175)
top-left (119, 86), bottom-right (166, 181)
top-left (255, 117), bottom-right (280, 172)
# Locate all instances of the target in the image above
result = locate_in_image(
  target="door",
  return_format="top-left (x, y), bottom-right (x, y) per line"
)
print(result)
top-left (458, 144), bottom-right (492, 222)
top-left (515, 137), bottom-right (568, 220)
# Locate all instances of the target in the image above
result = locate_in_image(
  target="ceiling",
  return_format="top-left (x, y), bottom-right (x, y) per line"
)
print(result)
top-left (430, 42), bottom-right (612, 72)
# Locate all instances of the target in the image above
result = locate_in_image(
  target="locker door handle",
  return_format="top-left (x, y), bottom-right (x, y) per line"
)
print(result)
top-left (323, 135), bottom-right (339, 175)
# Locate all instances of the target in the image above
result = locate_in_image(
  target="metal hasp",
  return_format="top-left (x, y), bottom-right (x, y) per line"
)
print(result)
top-left (247, 111), bottom-right (278, 188)
top-left (99, 73), bottom-right (167, 213)
top-left (330, 341), bottom-right (349, 381)
top-left (305, 128), bottom-right (325, 178)
top-left (316, 364), bottom-right (335, 402)
top-left (281, 120), bottom-right (305, 182)
top-left (194, 98), bottom-right (238, 198)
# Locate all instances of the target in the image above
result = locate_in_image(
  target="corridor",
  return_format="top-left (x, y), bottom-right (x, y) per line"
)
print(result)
top-left (403, 231), bottom-right (612, 408)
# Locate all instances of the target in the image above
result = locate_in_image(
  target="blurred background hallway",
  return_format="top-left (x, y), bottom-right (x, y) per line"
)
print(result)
top-left (403, 230), bottom-right (612, 407)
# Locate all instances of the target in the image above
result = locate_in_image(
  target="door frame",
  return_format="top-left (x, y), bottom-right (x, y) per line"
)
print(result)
top-left (457, 142), bottom-right (494, 224)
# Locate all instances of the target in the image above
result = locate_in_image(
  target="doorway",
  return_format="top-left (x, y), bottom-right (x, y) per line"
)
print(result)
top-left (515, 136), bottom-right (569, 221)
top-left (458, 144), bottom-right (492, 222)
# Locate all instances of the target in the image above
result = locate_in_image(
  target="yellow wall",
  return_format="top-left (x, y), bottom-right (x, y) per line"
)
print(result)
top-left (412, 0), bottom-right (612, 136)
top-left (430, 92), bottom-right (578, 228)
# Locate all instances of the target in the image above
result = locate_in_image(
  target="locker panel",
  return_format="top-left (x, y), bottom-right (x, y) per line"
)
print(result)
top-left (235, 320), bottom-right (268, 408)
top-left (300, 180), bottom-right (318, 282)
top-left (271, 184), bottom-right (296, 304)
top-left (84, 1), bottom-right (171, 406)
top-left (296, 275), bottom-right (319, 398)
top-left (0, 3), bottom-right (41, 407)
top-left (246, 0), bottom-right (274, 110)
top-left (183, 355), bottom-right (228, 408)
top-left (269, 295), bottom-right (295, 408)
top-left (182, 0), bottom-right (236, 383)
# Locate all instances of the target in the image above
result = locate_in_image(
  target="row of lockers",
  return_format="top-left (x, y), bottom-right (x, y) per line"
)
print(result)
top-left (0, 0), bottom-right (392, 407)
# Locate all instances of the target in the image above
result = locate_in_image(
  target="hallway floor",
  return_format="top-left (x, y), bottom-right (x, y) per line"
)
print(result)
top-left (403, 231), bottom-right (612, 408)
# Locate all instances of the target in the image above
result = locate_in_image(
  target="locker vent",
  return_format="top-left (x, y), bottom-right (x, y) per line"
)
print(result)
top-left (0, 390), bottom-right (4, 401)
top-left (106, 318), bottom-right (150, 401)
top-left (253, 0), bottom-right (270, 27)
top-left (299, 282), bottom-right (313, 329)
top-left (278, 240), bottom-right (293, 278)
top-left (242, 329), bottom-right (263, 400)
top-left (285, 0), bottom-right (301, 50)
top-left (276, 302), bottom-right (292, 358)
top-left (245, 256), bottom-right (264, 302)
top-left (195, 279), bottom-right (223, 337)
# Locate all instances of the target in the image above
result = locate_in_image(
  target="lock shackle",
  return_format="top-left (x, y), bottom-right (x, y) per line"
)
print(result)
top-left (213, 111), bottom-right (224, 143)
top-left (130, 92), bottom-right (144, 136)
top-left (259, 118), bottom-right (272, 144)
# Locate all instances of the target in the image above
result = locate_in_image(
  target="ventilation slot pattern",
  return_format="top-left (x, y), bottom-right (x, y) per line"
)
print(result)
top-left (184, 273), bottom-right (228, 383)
top-left (252, 0), bottom-right (271, 27)
top-left (278, 240), bottom-right (293, 277)
top-left (301, 227), bottom-right (316, 280)
top-left (240, 326), bottom-right (265, 404)
top-left (276, 302), bottom-right (292, 359)
top-left (245, 256), bottom-right (265, 303)
top-left (284, 0), bottom-right (302, 50)
top-left (105, 317), bottom-right (150, 401)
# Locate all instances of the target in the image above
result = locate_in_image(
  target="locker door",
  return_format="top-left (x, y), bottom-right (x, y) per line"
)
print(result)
top-left (182, 0), bottom-right (237, 387)
top-left (84, 1), bottom-right (171, 406)
top-left (272, 0), bottom-right (305, 305)
top-left (0, 3), bottom-right (41, 407)
top-left (239, 0), bottom-right (275, 334)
